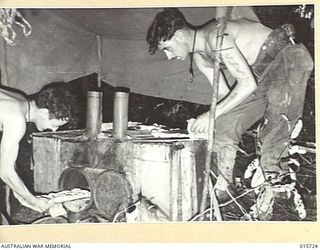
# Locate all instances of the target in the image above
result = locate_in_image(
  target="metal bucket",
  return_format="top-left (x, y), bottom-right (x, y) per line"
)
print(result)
top-left (58, 167), bottom-right (105, 212)
top-left (93, 170), bottom-right (132, 220)
top-left (59, 168), bottom-right (132, 219)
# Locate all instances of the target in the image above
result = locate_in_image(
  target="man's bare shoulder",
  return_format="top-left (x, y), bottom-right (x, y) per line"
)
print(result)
top-left (0, 87), bottom-right (26, 101)
top-left (226, 19), bottom-right (272, 39)
top-left (0, 88), bottom-right (26, 120)
top-left (203, 18), bottom-right (262, 33)
top-left (0, 106), bottom-right (26, 140)
top-left (0, 99), bottom-right (26, 125)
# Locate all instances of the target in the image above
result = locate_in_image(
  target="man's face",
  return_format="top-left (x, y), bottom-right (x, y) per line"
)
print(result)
top-left (36, 108), bottom-right (68, 132)
top-left (158, 33), bottom-right (189, 61)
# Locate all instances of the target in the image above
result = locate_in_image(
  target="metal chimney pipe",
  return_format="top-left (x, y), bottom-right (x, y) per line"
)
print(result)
top-left (113, 88), bottom-right (129, 141)
top-left (86, 90), bottom-right (103, 138)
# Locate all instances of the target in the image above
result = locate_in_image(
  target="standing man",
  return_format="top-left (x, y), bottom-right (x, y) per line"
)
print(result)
top-left (147, 8), bottom-right (313, 220)
top-left (0, 84), bottom-right (77, 214)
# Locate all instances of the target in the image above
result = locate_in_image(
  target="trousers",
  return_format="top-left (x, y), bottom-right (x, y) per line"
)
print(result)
top-left (214, 29), bottom-right (314, 184)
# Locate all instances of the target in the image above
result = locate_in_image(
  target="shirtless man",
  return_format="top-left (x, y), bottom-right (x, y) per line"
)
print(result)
top-left (0, 84), bottom-right (77, 213)
top-left (147, 8), bottom-right (313, 219)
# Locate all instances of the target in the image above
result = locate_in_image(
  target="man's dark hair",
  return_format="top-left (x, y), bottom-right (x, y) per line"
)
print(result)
top-left (30, 82), bottom-right (79, 129)
top-left (147, 8), bottom-right (189, 55)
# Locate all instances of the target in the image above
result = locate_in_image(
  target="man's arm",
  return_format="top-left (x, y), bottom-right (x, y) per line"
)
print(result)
top-left (193, 53), bottom-right (231, 100)
top-left (190, 26), bottom-right (257, 133)
top-left (0, 117), bottom-right (51, 212)
top-left (214, 32), bottom-right (257, 118)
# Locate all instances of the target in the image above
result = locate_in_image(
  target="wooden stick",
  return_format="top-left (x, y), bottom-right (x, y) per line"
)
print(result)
top-left (96, 35), bottom-right (103, 88)
top-left (212, 189), bottom-right (222, 221)
top-left (0, 38), bottom-right (9, 86)
top-left (5, 185), bottom-right (11, 217)
top-left (198, 17), bottom-right (227, 221)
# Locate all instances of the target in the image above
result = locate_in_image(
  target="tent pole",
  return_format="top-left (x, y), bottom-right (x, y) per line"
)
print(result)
top-left (198, 18), bottom-right (226, 221)
top-left (0, 38), bottom-right (9, 86)
top-left (85, 35), bottom-right (103, 139)
top-left (96, 35), bottom-right (103, 88)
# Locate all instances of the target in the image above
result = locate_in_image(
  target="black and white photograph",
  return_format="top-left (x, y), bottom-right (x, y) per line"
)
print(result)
top-left (0, 5), bottom-right (315, 226)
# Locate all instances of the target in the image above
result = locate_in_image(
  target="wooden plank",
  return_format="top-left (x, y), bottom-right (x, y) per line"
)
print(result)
top-left (33, 137), bottom-right (62, 192)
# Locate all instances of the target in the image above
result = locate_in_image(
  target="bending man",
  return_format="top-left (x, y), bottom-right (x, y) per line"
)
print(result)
top-left (147, 8), bottom-right (313, 219)
top-left (0, 84), bottom-right (77, 213)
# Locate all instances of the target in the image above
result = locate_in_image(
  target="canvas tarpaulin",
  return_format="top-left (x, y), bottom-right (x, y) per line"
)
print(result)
top-left (0, 7), bottom-right (258, 104)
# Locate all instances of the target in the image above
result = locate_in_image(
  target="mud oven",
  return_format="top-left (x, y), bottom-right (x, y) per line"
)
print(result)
top-left (32, 130), bottom-right (207, 221)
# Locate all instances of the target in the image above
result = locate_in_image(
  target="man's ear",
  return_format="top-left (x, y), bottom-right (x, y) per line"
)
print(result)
top-left (174, 30), bottom-right (185, 41)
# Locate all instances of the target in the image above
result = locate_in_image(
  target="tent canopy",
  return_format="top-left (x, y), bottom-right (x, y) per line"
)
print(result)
top-left (0, 7), bottom-right (259, 104)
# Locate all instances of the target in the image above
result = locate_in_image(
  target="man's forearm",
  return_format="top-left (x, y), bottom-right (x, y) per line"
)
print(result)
top-left (1, 167), bottom-right (36, 202)
top-left (216, 80), bottom-right (256, 117)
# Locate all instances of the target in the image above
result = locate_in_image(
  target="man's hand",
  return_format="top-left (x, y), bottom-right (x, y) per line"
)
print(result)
top-left (189, 111), bottom-right (210, 134)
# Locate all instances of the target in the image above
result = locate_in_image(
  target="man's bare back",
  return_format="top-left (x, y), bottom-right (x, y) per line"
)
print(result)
top-left (194, 19), bottom-right (272, 102)
top-left (199, 19), bottom-right (272, 65)
top-left (225, 19), bottom-right (272, 65)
